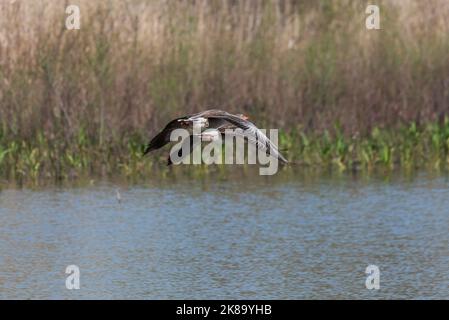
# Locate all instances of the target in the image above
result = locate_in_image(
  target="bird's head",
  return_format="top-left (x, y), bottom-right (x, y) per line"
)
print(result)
top-left (237, 114), bottom-right (249, 121)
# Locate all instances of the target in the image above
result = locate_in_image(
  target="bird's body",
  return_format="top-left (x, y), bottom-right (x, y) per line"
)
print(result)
top-left (144, 109), bottom-right (288, 165)
top-left (199, 129), bottom-right (221, 142)
top-left (190, 117), bottom-right (209, 129)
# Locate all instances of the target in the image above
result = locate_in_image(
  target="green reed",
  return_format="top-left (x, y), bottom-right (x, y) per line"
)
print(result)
top-left (1, 120), bottom-right (449, 184)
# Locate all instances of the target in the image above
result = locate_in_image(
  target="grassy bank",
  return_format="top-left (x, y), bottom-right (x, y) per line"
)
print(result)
top-left (1, 120), bottom-right (449, 184)
top-left (0, 0), bottom-right (448, 181)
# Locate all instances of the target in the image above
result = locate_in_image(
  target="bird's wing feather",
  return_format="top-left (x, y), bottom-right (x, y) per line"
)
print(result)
top-left (210, 112), bottom-right (288, 163)
top-left (223, 128), bottom-right (288, 163)
top-left (143, 117), bottom-right (188, 155)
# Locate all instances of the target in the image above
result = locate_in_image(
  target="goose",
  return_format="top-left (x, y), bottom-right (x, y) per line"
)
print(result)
top-left (143, 109), bottom-right (288, 165)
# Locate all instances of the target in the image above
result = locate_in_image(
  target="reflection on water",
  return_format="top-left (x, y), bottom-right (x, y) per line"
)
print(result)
top-left (0, 169), bottom-right (448, 299)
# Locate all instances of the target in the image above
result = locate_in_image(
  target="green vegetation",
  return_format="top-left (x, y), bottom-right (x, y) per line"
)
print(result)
top-left (1, 120), bottom-right (449, 184)
top-left (0, 0), bottom-right (448, 183)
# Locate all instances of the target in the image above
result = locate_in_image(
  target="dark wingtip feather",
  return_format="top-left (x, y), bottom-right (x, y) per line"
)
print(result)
top-left (142, 144), bottom-right (153, 156)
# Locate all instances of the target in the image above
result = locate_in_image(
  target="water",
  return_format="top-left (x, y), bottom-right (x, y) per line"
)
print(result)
top-left (0, 170), bottom-right (448, 299)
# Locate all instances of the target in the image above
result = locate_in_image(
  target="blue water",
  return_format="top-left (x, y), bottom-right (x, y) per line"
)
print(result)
top-left (0, 171), bottom-right (448, 299)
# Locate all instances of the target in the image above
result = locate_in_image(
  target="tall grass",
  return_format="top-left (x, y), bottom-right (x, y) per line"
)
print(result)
top-left (0, 0), bottom-right (448, 181)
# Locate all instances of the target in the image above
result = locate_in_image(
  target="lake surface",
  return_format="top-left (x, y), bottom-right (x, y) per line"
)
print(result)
top-left (0, 169), bottom-right (448, 299)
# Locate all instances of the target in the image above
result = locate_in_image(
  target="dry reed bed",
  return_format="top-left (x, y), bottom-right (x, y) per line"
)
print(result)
top-left (0, 0), bottom-right (448, 180)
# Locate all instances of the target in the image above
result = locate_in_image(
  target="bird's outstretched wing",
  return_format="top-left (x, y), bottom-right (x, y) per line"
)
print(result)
top-left (167, 134), bottom-right (201, 166)
top-left (207, 111), bottom-right (288, 164)
top-left (143, 117), bottom-right (188, 155)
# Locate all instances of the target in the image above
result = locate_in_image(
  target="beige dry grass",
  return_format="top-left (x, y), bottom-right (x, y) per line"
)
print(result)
top-left (0, 0), bottom-right (448, 180)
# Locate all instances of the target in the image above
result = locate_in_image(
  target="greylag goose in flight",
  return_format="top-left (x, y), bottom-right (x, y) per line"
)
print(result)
top-left (143, 109), bottom-right (288, 165)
